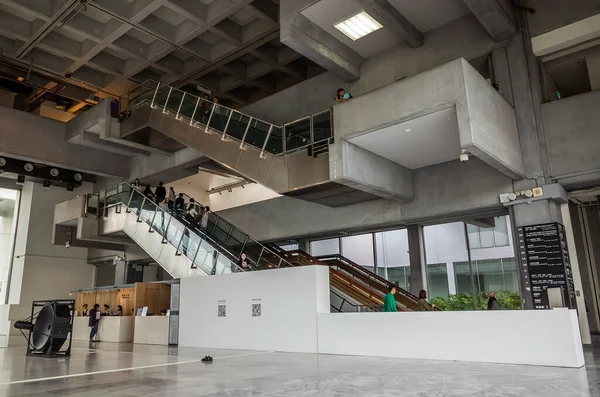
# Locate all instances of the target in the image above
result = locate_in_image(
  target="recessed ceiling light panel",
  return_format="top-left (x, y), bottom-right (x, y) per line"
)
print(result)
top-left (334, 11), bottom-right (383, 41)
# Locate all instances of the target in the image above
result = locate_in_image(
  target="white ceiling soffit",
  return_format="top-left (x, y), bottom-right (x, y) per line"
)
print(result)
top-left (301, 0), bottom-right (402, 58)
top-left (386, 0), bottom-right (471, 33)
top-left (348, 107), bottom-right (461, 170)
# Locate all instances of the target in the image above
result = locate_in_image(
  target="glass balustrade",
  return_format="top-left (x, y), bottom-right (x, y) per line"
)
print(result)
top-left (126, 80), bottom-right (332, 157)
top-left (92, 183), bottom-right (292, 276)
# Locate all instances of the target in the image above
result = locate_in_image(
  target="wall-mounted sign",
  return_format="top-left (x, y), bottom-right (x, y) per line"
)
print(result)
top-left (517, 222), bottom-right (576, 310)
top-left (218, 300), bottom-right (226, 317)
top-left (252, 298), bottom-right (261, 317)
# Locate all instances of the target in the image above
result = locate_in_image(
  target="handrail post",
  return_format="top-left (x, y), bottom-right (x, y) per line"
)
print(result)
top-left (150, 82), bottom-right (160, 108)
top-left (149, 207), bottom-right (158, 232)
top-left (137, 197), bottom-right (146, 222)
top-left (310, 113), bottom-right (315, 149)
top-left (191, 236), bottom-right (202, 268)
top-left (239, 117), bottom-right (252, 149)
top-left (282, 124), bottom-right (287, 154)
top-left (259, 124), bottom-right (274, 159)
top-left (162, 87), bottom-right (173, 114)
top-left (162, 212), bottom-right (172, 243)
top-left (175, 92), bottom-right (186, 120)
top-left (221, 111), bottom-right (234, 141)
top-left (189, 97), bottom-right (200, 126)
top-left (125, 188), bottom-right (134, 213)
top-left (204, 103), bottom-right (216, 133)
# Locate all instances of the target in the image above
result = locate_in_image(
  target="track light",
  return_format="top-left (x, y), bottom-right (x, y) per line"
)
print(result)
top-left (73, 173), bottom-right (82, 182)
top-left (0, 157), bottom-right (5, 167)
top-left (43, 180), bottom-right (51, 189)
top-left (66, 184), bottom-right (74, 192)
top-left (16, 175), bottom-right (25, 185)
top-left (50, 168), bottom-right (59, 177)
top-left (24, 163), bottom-right (34, 172)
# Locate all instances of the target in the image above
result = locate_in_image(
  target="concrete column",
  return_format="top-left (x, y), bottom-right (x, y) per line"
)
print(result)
top-left (407, 224), bottom-right (426, 295)
top-left (114, 260), bottom-right (128, 285)
top-left (298, 238), bottom-right (309, 253)
top-left (561, 203), bottom-right (592, 344)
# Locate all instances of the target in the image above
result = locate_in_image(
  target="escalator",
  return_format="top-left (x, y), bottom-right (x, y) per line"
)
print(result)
top-left (268, 245), bottom-right (420, 312)
top-left (94, 182), bottom-right (420, 312)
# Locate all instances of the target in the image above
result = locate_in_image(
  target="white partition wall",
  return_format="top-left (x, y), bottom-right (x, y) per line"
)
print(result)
top-left (317, 310), bottom-right (584, 368)
top-left (179, 265), bottom-right (330, 353)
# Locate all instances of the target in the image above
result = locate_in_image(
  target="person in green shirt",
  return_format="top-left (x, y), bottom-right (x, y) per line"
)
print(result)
top-left (382, 285), bottom-right (398, 312)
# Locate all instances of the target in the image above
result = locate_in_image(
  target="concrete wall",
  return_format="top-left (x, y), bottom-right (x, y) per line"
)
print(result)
top-left (317, 310), bottom-right (584, 367)
top-left (179, 265), bottom-right (330, 353)
top-left (1, 182), bottom-right (95, 346)
top-left (351, 14), bottom-right (495, 96)
top-left (0, 106), bottom-right (130, 177)
top-left (240, 72), bottom-right (344, 125)
top-left (218, 158), bottom-right (512, 241)
top-left (542, 90), bottom-right (600, 186)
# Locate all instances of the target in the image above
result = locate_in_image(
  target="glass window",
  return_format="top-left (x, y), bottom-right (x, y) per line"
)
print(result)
top-left (375, 229), bottom-right (409, 268)
top-left (278, 243), bottom-right (298, 251)
top-left (310, 238), bottom-right (339, 256)
top-left (387, 266), bottom-right (411, 291)
top-left (426, 263), bottom-right (449, 299)
top-left (494, 216), bottom-right (510, 246)
top-left (341, 233), bottom-right (374, 267)
top-left (466, 224), bottom-right (480, 249)
top-left (479, 227), bottom-right (495, 248)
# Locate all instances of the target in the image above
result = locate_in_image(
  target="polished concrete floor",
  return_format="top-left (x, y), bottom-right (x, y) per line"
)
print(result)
top-left (1, 341), bottom-right (599, 396)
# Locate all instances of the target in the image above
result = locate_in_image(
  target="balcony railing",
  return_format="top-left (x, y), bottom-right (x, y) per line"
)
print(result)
top-left (122, 80), bottom-right (333, 158)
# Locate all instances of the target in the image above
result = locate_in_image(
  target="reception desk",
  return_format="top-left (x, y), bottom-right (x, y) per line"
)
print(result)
top-left (134, 316), bottom-right (169, 345)
top-left (72, 316), bottom-right (135, 342)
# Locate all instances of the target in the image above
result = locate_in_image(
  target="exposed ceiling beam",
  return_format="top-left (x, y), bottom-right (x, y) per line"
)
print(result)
top-left (357, 0), bottom-right (423, 48)
top-left (462, 0), bottom-right (516, 41)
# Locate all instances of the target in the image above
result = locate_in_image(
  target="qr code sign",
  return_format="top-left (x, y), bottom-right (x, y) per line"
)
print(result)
top-left (217, 304), bottom-right (226, 317)
top-left (252, 303), bottom-right (261, 317)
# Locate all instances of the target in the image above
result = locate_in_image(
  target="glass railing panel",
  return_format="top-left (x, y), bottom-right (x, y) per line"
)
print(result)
top-left (256, 250), bottom-right (281, 270)
top-left (186, 233), bottom-right (201, 262)
top-left (265, 126), bottom-right (283, 155)
top-left (244, 119), bottom-right (270, 149)
top-left (139, 199), bottom-right (157, 224)
top-left (195, 240), bottom-right (217, 274)
top-left (178, 93), bottom-right (198, 120)
top-left (240, 238), bottom-right (263, 264)
top-left (152, 85), bottom-right (171, 109)
top-left (215, 217), bottom-right (232, 233)
top-left (225, 111), bottom-right (250, 141)
top-left (128, 189), bottom-right (145, 216)
top-left (285, 117), bottom-right (311, 151)
top-left (214, 252), bottom-right (235, 275)
top-left (165, 216), bottom-right (186, 248)
top-left (164, 88), bottom-right (185, 114)
top-left (208, 105), bottom-right (231, 132)
top-left (151, 208), bottom-right (170, 235)
top-left (312, 110), bottom-right (332, 142)
top-left (192, 98), bottom-right (213, 126)
top-left (210, 224), bottom-right (230, 246)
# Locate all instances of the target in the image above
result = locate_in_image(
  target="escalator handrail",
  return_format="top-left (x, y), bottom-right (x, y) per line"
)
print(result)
top-left (317, 254), bottom-right (420, 302)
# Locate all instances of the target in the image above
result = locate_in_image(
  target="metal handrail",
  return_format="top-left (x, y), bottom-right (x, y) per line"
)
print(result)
top-left (125, 79), bottom-right (333, 157)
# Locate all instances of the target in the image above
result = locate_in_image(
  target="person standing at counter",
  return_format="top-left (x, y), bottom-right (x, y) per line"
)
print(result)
top-left (81, 303), bottom-right (88, 316)
top-left (89, 304), bottom-right (101, 341)
top-left (114, 305), bottom-right (123, 316)
top-left (382, 285), bottom-right (398, 312)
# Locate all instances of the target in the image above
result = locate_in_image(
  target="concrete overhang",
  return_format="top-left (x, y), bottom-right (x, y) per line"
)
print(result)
top-left (333, 58), bottom-right (525, 185)
top-left (532, 13), bottom-right (600, 57)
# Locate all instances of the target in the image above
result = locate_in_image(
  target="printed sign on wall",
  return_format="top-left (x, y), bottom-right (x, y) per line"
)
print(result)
top-left (217, 300), bottom-right (226, 317)
top-left (252, 298), bottom-right (262, 317)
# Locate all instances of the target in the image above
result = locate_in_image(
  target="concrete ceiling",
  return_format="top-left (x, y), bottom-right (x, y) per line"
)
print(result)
top-left (348, 107), bottom-right (461, 169)
top-left (301, 0), bottom-right (401, 58)
top-left (387, 0), bottom-right (471, 33)
top-left (301, 0), bottom-right (470, 58)
top-left (0, 0), bottom-right (326, 109)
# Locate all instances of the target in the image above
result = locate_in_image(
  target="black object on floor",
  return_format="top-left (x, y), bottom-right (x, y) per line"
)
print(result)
top-left (201, 356), bottom-right (213, 363)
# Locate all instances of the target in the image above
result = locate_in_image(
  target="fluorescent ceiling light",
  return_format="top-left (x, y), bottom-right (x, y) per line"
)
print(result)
top-left (335, 11), bottom-right (383, 41)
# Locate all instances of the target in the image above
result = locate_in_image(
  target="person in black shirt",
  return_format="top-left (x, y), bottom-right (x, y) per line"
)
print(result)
top-left (89, 304), bottom-right (100, 341)
top-left (174, 193), bottom-right (185, 213)
top-left (155, 182), bottom-right (166, 204)
top-left (143, 184), bottom-right (153, 199)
